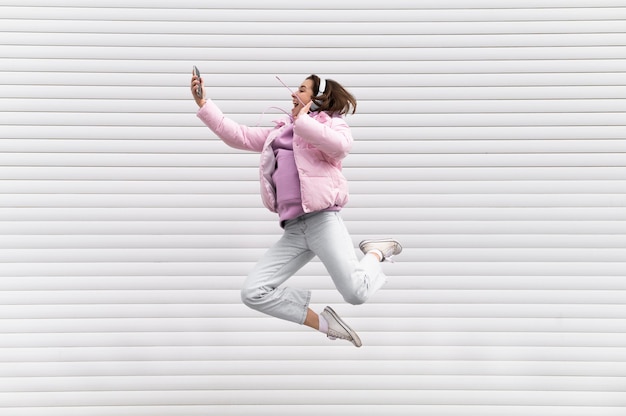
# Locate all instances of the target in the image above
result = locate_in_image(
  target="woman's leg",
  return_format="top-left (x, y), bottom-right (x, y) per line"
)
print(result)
top-left (305, 212), bottom-right (388, 305)
top-left (241, 221), bottom-right (316, 325)
top-left (241, 212), bottom-right (391, 347)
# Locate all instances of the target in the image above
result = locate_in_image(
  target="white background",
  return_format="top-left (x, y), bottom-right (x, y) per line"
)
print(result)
top-left (1, 1), bottom-right (626, 415)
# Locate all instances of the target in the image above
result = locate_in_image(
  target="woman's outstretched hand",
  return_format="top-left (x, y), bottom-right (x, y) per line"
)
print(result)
top-left (191, 72), bottom-right (206, 108)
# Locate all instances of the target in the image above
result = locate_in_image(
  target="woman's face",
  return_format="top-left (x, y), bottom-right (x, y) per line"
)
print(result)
top-left (292, 79), bottom-right (315, 112)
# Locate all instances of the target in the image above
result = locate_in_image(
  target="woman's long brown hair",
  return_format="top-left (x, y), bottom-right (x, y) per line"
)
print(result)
top-left (307, 74), bottom-right (357, 116)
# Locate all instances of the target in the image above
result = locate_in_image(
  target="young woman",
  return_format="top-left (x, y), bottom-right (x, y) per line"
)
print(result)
top-left (190, 73), bottom-right (402, 347)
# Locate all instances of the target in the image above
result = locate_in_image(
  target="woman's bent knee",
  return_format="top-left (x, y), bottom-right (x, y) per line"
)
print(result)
top-left (343, 292), bottom-right (368, 305)
top-left (240, 285), bottom-right (264, 310)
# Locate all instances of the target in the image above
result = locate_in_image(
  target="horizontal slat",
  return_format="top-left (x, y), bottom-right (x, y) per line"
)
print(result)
top-left (3, 262), bottom-right (625, 277)
top-left (2, 181), bottom-right (626, 195)
top-left (2, 317), bottom-right (626, 334)
top-left (2, 374), bottom-right (626, 392)
top-left (7, 32), bottom-right (626, 47)
top-left (1, 289), bottom-right (625, 306)
top-left (1, 274), bottom-right (626, 290)
top-left (1, 220), bottom-right (626, 235)
top-left (7, 112), bottom-right (626, 128)
top-left (5, 58), bottom-right (626, 74)
top-left (5, 125), bottom-right (626, 142)
top-left (5, 85), bottom-right (626, 101)
top-left (4, 45), bottom-right (626, 61)
top-left (2, 405), bottom-right (625, 416)
top-left (7, 99), bottom-right (626, 115)
top-left (3, 167), bottom-right (626, 181)
top-left (2, 302), bottom-right (626, 319)
top-left (3, 153), bottom-right (626, 167)
top-left (1, 248), bottom-right (626, 263)
top-left (3, 345), bottom-right (626, 362)
top-left (0, 389), bottom-right (624, 407)
top-left (1, 194), bottom-right (625, 209)
top-left (2, 0), bottom-right (625, 9)
top-left (2, 360), bottom-right (626, 377)
top-left (4, 138), bottom-right (626, 154)
top-left (3, 18), bottom-right (624, 34)
top-left (3, 207), bottom-right (626, 221)
top-left (3, 6), bottom-right (626, 22)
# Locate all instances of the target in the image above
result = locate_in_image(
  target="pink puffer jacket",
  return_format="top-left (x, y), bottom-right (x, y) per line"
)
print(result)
top-left (197, 100), bottom-right (352, 214)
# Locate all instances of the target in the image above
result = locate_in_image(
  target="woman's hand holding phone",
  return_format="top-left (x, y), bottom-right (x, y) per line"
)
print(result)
top-left (191, 66), bottom-right (206, 107)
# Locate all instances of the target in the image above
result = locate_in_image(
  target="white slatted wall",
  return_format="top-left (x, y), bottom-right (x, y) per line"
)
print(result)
top-left (1, 1), bottom-right (626, 415)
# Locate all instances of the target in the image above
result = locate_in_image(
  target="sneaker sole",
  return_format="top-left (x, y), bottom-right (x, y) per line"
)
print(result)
top-left (324, 306), bottom-right (362, 348)
top-left (359, 238), bottom-right (403, 256)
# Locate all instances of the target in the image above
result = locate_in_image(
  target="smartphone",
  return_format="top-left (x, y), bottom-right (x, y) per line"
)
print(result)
top-left (193, 65), bottom-right (203, 98)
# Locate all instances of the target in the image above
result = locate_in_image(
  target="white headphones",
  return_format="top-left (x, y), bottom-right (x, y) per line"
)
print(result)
top-left (318, 78), bottom-right (326, 96)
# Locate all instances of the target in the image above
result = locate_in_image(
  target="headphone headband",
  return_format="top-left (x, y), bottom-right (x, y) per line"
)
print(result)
top-left (318, 78), bottom-right (326, 96)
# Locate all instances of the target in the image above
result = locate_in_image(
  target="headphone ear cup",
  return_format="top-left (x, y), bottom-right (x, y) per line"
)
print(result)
top-left (310, 98), bottom-right (320, 111)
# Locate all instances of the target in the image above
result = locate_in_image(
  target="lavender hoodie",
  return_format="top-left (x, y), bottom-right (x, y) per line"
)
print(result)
top-left (196, 99), bottom-right (352, 215)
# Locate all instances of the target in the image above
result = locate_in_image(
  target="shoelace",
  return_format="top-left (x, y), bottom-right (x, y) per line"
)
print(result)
top-left (384, 255), bottom-right (396, 263)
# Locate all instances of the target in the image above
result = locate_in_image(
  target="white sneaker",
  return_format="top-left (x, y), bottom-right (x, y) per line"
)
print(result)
top-left (359, 238), bottom-right (402, 262)
top-left (320, 306), bottom-right (362, 348)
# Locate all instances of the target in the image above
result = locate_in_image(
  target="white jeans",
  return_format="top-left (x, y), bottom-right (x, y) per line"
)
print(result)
top-left (241, 211), bottom-right (387, 324)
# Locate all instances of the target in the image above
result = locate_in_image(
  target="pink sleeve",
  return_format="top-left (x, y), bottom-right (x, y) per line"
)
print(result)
top-left (196, 100), bottom-right (272, 153)
top-left (293, 114), bottom-right (353, 160)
